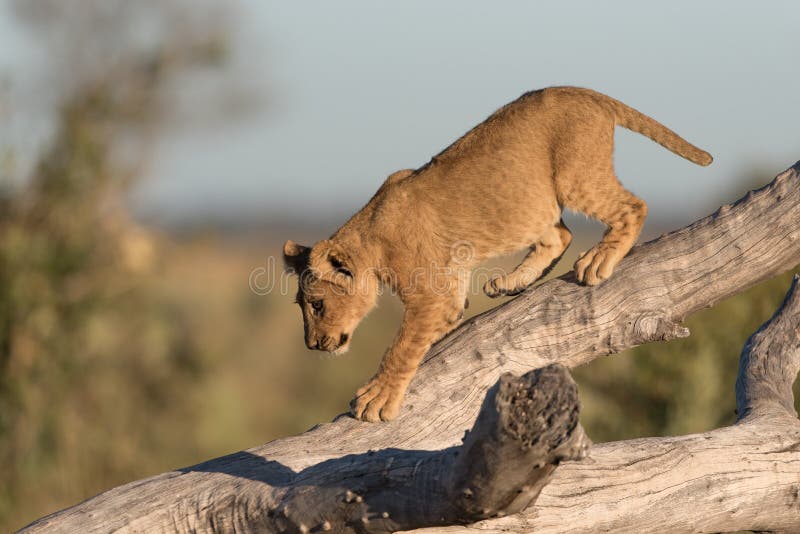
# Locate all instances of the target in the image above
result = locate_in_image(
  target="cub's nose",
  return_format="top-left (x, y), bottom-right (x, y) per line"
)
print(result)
top-left (306, 338), bottom-right (319, 350)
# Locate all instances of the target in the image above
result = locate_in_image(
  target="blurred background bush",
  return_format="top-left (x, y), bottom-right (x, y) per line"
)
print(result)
top-left (1, 0), bottom-right (798, 530)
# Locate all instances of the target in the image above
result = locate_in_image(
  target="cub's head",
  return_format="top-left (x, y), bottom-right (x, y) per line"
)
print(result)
top-left (283, 239), bottom-right (377, 354)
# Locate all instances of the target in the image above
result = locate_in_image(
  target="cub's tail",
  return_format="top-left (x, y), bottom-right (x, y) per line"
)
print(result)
top-left (602, 93), bottom-right (713, 166)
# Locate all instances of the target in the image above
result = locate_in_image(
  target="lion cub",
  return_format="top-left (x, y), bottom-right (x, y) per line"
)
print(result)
top-left (284, 86), bottom-right (711, 422)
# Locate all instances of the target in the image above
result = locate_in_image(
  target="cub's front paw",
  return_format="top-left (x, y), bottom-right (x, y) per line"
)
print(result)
top-left (350, 376), bottom-right (406, 422)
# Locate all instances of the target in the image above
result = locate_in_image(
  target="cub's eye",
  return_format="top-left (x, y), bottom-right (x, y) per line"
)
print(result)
top-left (310, 300), bottom-right (324, 315)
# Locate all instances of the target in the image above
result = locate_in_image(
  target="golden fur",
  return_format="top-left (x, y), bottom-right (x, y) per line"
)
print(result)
top-left (284, 86), bottom-right (712, 422)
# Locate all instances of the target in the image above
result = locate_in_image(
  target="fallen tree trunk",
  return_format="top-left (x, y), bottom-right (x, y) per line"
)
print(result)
top-left (96, 365), bottom-right (588, 534)
top-left (21, 161), bottom-right (800, 533)
top-left (423, 274), bottom-right (800, 533)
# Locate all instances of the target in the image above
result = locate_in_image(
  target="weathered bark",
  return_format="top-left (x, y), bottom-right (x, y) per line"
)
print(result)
top-left (736, 274), bottom-right (800, 421)
top-left (20, 161), bottom-right (800, 533)
top-left (23, 366), bottom-right (590, 534)
top-left (448, 366), bottom-right (589, 524)
top-left (419, 275), bottom-right (800, 533)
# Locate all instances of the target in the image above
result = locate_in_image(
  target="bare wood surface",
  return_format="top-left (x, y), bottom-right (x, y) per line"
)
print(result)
top-left (736, 274), bottom-right (800, 421)
top-left (20, 161), bottom-right (800, 533)
top-left (421, 275), bottom-right (800, 533)
top-left (448, 366), bottom-right (589, 525)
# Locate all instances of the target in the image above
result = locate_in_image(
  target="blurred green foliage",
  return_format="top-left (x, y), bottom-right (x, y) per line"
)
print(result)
top-left (0, 70), bottom-right (204, 529)
top-left (0, 2), bottom-right (250, 527)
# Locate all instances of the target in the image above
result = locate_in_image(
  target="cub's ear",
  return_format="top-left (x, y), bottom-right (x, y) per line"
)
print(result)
top-left (309, 239), bottom-right (355, 288)
top-left (283, 240), bottom-right (310, 274)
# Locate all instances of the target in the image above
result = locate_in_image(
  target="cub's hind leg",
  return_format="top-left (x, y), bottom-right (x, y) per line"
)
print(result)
top-left (484, 221), bottom-right (572, 297)
top-left (571, 177), bottom-right (647, 286)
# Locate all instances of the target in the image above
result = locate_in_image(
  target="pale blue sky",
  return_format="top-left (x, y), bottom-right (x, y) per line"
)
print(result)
top-left (2, 1), bottom-right (799, 227)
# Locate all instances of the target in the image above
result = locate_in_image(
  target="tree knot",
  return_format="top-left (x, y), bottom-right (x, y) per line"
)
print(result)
top-left (632, 313), bottom-right (690, 343)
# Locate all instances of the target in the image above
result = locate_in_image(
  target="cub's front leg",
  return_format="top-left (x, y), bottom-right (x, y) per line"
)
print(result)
top-left (351, 291), bottom-right (465, 422)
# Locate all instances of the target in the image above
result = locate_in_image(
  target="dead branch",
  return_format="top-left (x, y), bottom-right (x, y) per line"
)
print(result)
top-left (20, 162), bottom-right (800, 533)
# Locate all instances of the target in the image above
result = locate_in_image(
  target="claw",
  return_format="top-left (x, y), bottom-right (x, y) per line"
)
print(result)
top-left (483, 277), bottom-right (507, 298)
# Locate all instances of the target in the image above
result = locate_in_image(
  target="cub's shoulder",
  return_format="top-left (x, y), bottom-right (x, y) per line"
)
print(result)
top-left (384, 168), bottom-right (415, 186)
